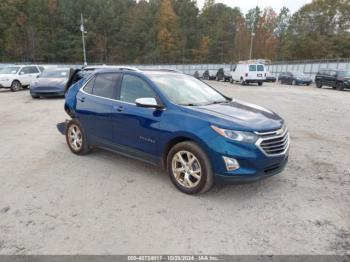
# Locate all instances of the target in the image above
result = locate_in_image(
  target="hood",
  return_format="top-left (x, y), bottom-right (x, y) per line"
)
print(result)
top-left (182, 100), bottom-right (284, 132)
top-left (31, 78), bottom-right (67, 87)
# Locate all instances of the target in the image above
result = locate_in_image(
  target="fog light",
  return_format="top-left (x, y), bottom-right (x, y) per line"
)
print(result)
top-left (223, 156), bottom-right (240, 171)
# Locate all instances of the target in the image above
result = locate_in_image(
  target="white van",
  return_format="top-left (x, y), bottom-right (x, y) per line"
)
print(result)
top-left (0, 65), bottom-right (43, 92)
top-left (230, 63), bottom-right (266, 86)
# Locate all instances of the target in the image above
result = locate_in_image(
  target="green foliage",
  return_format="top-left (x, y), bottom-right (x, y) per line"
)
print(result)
top-left (0, 0), bottom-right (348, 63)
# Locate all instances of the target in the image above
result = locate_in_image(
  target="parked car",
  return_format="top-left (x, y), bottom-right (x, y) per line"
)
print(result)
top-left (29, 67), bottom-right (72, 98)
top-left (230, 62), bottom-right (266, 86)
top-left (278, 72), bottom-right (312, 86)
top-left (193, 71), bottom-right (200, 79)
top-left (216, 68), bottom-right (232, 82)
top-left (315, 69), bottom-right (350, 91)
top-left (202, 70), bottom-right (217, 80)
top-left (58, 69), bottom-right (289, 194)
top-left (265, 72), bottom-right (276, 83)
top-left (0, 65), bottom-right (43, 92)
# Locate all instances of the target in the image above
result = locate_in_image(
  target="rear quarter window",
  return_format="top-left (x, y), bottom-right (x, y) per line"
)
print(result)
top-left (83, 77), bottom-right (94, 94)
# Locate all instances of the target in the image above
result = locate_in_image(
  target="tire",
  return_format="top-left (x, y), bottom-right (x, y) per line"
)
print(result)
top-left (65, 119), bottom-right (91, 155)
top-left (258, 82), bottom-right (263, 86)
top-left (336, 82), bottom-right (344, 91)
top-left (31, 94), bottom-right (39, 99)
top-left (167, 141), bottom-right (214, 194)
top-left (230, 78), bottom-right (234, 84)
top-left (240, 78), bottom-right (246, 86)
top-left (316, 82), bottom-right (322, 88)
top-left (10, 80), bottom-right (22, 92)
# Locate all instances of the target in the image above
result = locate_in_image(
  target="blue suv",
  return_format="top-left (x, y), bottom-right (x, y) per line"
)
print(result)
top-left (59, 68), bottom-right (289, 194)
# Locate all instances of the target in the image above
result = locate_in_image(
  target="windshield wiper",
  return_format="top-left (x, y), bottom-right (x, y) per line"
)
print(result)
top-left (180, 103), bottom-right (201, 106)
top-left (206, 100), bottom-right (230, 105)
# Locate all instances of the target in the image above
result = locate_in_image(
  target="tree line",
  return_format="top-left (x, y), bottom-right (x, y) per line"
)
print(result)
top-left (0, 0), bottom-right (349, 64)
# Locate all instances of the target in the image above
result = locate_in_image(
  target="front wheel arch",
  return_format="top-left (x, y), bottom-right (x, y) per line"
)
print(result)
top-left (162, 134), bottom-right (210, 170)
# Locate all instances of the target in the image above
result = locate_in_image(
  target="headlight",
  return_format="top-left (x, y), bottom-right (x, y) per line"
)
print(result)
top-left (211, 125), bottom-right (258, 143)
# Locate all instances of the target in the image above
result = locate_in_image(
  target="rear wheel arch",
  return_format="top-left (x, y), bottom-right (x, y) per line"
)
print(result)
top-left (64, 103), bottom-right (76, 118)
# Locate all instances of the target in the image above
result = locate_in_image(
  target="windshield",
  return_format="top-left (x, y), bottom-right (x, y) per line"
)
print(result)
top-left (0, 66), bottom-right (20, 74)
top-left (40, 69), bottom-right (69, 78)
top-left (148, 74), bottom-right (228, 106)
top-left (338, 71), bottom-right (350, 78)
top-left (292, 72), bottom-right (307, 77)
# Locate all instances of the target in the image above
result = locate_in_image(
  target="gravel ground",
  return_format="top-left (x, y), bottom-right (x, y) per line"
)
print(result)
top-left (0, 82), bottom-right (349, 255)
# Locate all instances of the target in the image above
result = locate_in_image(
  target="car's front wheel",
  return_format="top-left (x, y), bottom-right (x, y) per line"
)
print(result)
top-left (65, 120), bottom-right (90, 155)
top-left (31, 94), bottom-right (40, 99)
top-left (336, 82), bottom-right (344, 91)
top-left (167, 141), bottom-right (213, 194)
top-left (10, 80), bottom-right (22, 92)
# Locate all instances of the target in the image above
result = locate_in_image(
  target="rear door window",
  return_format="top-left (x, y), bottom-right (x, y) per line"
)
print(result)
top-left (20, 67), bottom-right (31, 74)
top-left (249, 65), bottom-right (257, 71)
top-left (27, 66), bottom-right (40, 74)
top-left (92, 73), bottom-right (120, 99)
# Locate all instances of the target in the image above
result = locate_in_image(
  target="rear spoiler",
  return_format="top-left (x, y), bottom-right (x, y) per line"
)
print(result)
top-left (64, 68), bottom-right (82, 93)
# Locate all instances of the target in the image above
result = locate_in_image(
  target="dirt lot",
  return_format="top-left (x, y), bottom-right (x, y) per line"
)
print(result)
top-left (0, 82), bottom-right (349, 255)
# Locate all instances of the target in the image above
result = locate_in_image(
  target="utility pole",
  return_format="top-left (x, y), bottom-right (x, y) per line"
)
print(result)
top-left (80, 13), bottom-right (87, 66)
top-left (249, 12), bottom-right (256, 60)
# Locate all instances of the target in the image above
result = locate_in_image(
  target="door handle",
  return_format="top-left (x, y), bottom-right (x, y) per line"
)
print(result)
top-left (78, 97), bottom-right (85, 102)
top-left (113, 105), bottom-right (123, 112)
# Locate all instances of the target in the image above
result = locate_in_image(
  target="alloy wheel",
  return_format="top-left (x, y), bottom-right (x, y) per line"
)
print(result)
top-left (68, 124), bottom-right (83, 151)
top-left (171, 151), bottom-right (202, 189)
top-left (12, 81), bottom-right (21, 91)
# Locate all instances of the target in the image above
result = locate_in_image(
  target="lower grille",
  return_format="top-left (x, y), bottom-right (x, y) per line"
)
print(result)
top-left (264, 163), bottom-right (281, 174)
top-left (255, 126), bottom-right (290, 156)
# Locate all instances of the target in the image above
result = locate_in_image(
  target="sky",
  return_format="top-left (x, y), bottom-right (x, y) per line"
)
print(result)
top-left (196, 0), bottom-right (312, 14)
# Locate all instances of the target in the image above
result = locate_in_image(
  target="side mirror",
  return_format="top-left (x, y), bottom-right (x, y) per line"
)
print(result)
top-left (135, 98), bottom-right (163, 109)
top-left (36, 75), bottom-right (40, 78)
top-left (19, 71), bottom-right (24, 75)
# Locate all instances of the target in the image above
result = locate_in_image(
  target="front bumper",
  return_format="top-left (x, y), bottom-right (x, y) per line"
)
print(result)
top-left (265, 77), bottom-right (276, 82)
top-left (206, 134), bottom-right (289, 184)
top-left (296, 80), bottom-right (312, 85)
top-left (30, 86), bottom-right (65, 97)
top-left (0, 80), bottom-right (12, 88)
top-left (215, 156), bottom-right (288, 183)
top-left (245, 79), bottom-right (265, 83)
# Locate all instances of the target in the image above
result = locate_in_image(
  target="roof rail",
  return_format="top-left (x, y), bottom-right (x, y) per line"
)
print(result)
top-left (142, 68), bottom-right (182, 73)
top-left (83, 65), bottom-right (141, 72)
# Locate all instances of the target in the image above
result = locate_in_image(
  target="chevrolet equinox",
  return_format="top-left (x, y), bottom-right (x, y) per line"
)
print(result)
top-left (58, 68), bottom-right (290, 194)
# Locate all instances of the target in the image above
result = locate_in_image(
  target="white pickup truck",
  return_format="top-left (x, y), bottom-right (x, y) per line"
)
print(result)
top-left (0, 65), bottom-right (43, 92)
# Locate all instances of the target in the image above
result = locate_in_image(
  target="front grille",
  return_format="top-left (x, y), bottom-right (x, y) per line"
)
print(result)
top-left (255, 126), bottom-right (290, 156)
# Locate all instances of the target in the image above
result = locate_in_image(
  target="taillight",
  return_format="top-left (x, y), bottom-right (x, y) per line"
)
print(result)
top-left (245, 73), bottom-right (248, 77)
